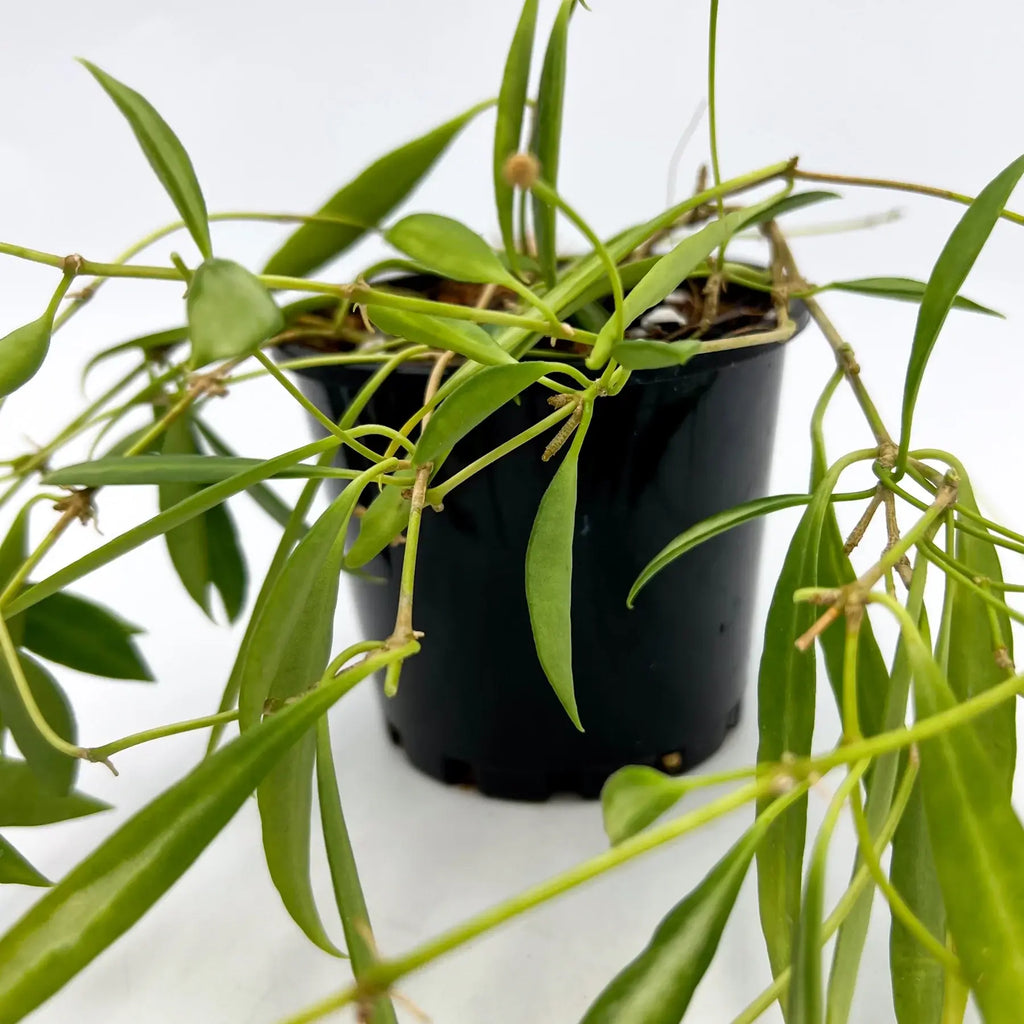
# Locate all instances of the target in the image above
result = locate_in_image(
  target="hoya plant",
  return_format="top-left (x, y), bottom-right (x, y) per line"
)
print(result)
top-left (0, 1), bottom-right (1022, 1022)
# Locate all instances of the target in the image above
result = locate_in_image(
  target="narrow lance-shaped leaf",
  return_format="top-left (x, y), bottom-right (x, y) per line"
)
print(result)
top-left (493, 0), bottom-right (540, 269)
top-left (582, 790), bottom-right (806, 1024)
top-left (525, 402), bottom-right (593, 730)
top-left (818, 277), bottom-right (1001, 317)
top-left (530, 0), bottom-right (575, 285)
top-left (0, 646), bottom-right (410, 1024)
top-left (0, 758), bottom-right (108, 827)
top-left (938, 474), bottom-right (1015, 790)
top-left (0, 503), bottom-right (30, 590)
top-left (898, 152), bottom-right (1024, 469)
top-left (365, 305), bottom-right (514, 367)
top-left (904, 620), bottom-right (1024, 1022)
top-left (264, 100), bottom-right (493, 278)
top-left (344, 484), bottom-right (411, 571)
top-left (44, 454), bottom-right (352, 488)
top-left (414, 361), bottom-right (555, 467)
top-left (79, 60), bottom-right (212, 259)
top-left (756, 504), bottom-right (821, 987)
top-left (205, 498), bottom-right (247, 623)
top-left (188, 258), bottom-right (284, 368)
top-left (629, 493), bottom-right (814, 609)
top-left (3, 436), bottom-right (341, 621)
top-left (0, 654), bottom-right (77, 796)
top-left (890, 774), bottom-right (945, 1024)
top-left (238, 480), bottom-right (370, 956)
top-left (0, 836), bottom-right (50, 888)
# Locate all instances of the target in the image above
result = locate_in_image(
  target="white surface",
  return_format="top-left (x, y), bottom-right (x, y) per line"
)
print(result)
top-left (1, 1), bottom-right (1023, 1022)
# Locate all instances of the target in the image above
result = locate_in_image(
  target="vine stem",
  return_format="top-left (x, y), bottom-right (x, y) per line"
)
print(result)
top-left (707, 0), bottom-right (726, 260)
top-left (84, 710), bottom-right (240, 766)
top-left (792, 169), bottom-right (1024, 227)
top-left (276, 777), bottom-right (778, 1024)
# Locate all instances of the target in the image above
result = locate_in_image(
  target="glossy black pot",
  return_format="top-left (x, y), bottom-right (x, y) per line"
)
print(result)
top-left (293, 316), bottom-right (801, 800)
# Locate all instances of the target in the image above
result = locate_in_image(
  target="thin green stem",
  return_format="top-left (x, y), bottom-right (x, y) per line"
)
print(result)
top-left (842, 611), bottom-right (863, 742)
top-left (917, 540), bottom-right (1024, 628)
top-left (316, 718), bottom-right (398, 1024)
top-left (326, 640), bottom-right (387, 680)
top-left (730, 756), bottom-right (920, 1024)
top-left (792, 169), bottom-right (1024, 227)
top-left (277, 777), bottom-right (777, 1024)
top-left (0, 507), bottom-right (75, 609)
top-left (426, 403), bottom-right (576, 503)
top-left (706, 0), bottom-right (727, 268)
top-left (228, 349), bottom-right (430, 384)
top-left (848, 782), bottom-right (962, 976)
top-left (529, 178), bottom-right (625, 363)
top-left (0, 613), bottom-right (84, 760)
top-left (85, 710), bottom-right (240, 765)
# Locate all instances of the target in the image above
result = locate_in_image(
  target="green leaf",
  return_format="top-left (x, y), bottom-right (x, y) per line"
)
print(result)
top-left (205, 498), bottom-right (247, 623)
top-left (629, 493), bottom-right (813, 609)
top-left (0, 654), bottom-right (77, 795)
top-left (344, 484), bottom-right (411, 570)
top-left (899, 153), bottom-right (1024, 468)
top-left (755, 505), bottom-right (821, 985)
top-left (609, 338), bottom-right (701, 371)
top-left (4, 437), bottom-right (340, 621)
top-left (0, 316), bottom-right (53, 400)
top-left (187, 258), bottom-right (284, 367)
top-left (365, 305), bottom-right (514, 367)
top-left (789, 821), bottom-right (829, 1024)
top-left (239, 483), bottom-right (366, 956)
top-left (741, 190), bottom-right (839, 229)
top-left (907, 628), bottom-right (1024, 1022)
top-left (525, 402), bottom-right (592, 730)
top-left (263, 101), bottom-right (492, 278)
top-left (940, 476), bottom-right (1015, 790)
top-left (19, 591), bottom-right (152, 681)
top-left (44, 454), bottom-right (351, 487)
top-left (79, 60), bottom-right (212, 259)
top-left (159, 417), bottom-right (211, 614)
top-left (493, 0), bottom-right (540, 268)
top-left (592, 194), bottom-right (813, 357)
top-left (384, 213), bottom-right (513, 286)
top-left (890, 777), bottom-right (945, 1024)
top-left (0, 504), bottom-right (30, 591)
top-left (0, 648), bottom-right (406, 1023)
top-left (0, 758), bottom-right (108, 827)
top-left (0, 836), bottom-right (50, 888)
top-left (820, 277), bottom-right (1001, 317)
top-left (414, 361), bottom-right (554, 467)
top-left (599, 766), bottom-right (691, 845)
top-left (530, 0), bottom-right (575, 285)
top-left (82, 325), bottom-right (189, 383)
top-left (580, 822), bottom-right (761, 1023)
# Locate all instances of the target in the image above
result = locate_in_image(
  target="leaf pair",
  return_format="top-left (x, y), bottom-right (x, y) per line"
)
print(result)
top-left (237, 475), bottom-right (372, 954)
top-left (159, 416), bottom-right (247, 622)
top-left (80, 61), bottom-right (283, 368)
top-left (0, 645), bottom-right (407, 1023)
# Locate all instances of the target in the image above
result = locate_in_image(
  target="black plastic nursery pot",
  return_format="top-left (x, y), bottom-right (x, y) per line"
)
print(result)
top-left (291, 287), bottom-right (805, 801)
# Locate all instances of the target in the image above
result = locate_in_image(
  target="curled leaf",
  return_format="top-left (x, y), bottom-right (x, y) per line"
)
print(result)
top-left (609, 338), bottom-right (701, 371)
top-left (600, 766), bottom-right (691, 845)
top-left (0, 317), bottom-right (52, 400)
top-left (187, 258), bottom-right (284, 367)
top-left (344, 484), bottom-right (411, 570)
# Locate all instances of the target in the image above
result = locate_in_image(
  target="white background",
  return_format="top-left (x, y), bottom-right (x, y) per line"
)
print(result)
top-left (1, 1), bottom-right (1023, 1021)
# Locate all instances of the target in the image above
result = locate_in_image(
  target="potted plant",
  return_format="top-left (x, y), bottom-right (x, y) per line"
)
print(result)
top-left (0, 1), bottom-right (1022, 1022)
